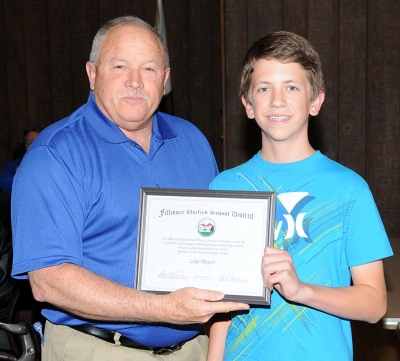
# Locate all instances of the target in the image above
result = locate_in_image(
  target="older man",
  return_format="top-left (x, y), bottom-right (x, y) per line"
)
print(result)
top-left (11, 16), bottom-right (248, 361)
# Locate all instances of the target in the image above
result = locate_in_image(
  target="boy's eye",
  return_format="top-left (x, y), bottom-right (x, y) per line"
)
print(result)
top-left (258, 87), bottom-right (269, 93)
top-left (288, 85), bottom-right (298, 91)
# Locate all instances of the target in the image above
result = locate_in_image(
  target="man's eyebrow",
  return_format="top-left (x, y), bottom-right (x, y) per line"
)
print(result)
top-left (106, 56), bottom-right (160, 64)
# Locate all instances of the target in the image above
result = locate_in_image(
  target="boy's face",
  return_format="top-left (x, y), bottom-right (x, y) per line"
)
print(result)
top-left (242, 58), bottom-right (324, 147)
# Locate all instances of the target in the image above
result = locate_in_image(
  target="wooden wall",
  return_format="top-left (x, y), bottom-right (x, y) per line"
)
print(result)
top-left (0, 0), bottom-right (399, 236)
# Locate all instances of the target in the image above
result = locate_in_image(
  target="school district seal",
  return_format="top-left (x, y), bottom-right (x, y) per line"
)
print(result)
top-left (197, 218), bottom-right (216, 237)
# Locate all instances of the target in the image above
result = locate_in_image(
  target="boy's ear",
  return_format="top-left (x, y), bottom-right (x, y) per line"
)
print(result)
top-left (241, 95), bottom-right (255, 119)
top-left (309, 91), bottom-right (325, 116)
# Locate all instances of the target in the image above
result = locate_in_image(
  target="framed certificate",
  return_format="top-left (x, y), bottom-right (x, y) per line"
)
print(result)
top-left (134, 188), bottom-right (276, 305)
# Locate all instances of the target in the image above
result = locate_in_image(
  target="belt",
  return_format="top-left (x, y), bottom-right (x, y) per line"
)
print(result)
top-left (70, 324), bottom-right (185, 355)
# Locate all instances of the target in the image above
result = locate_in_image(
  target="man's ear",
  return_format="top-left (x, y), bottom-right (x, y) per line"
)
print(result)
top-left (86, 62), bottom-right (96, 91)
top-left (163, 68), bottom-right (171, 95)
top-left (309, 91), bottom-right (325, 116)
top-left (241, 95), bottom-right (255, 119)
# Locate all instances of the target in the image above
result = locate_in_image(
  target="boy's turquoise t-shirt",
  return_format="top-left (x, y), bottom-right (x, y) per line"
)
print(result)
top-left (210, 151), bottom-right (392, 361)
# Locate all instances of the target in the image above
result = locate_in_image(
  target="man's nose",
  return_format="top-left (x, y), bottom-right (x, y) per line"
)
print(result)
top-left (125, 70), bottom-right (143, 89)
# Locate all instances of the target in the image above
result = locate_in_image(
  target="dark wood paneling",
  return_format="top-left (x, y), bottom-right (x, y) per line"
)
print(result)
top-left (283, 0), bottom-right (307, 37)
top-left (69, 0), bottom-right (98, 108)
top-left (367, 1), bottom-right (400, 236)
top-left (308, 0), bottom-right (339, 160)
top-left (3, 1), bottom-right (28, 154)
top-left (188, 0), bottom-right (222, 161)
top-left (23, 0), bottom-right (52, 128)
top-left (0, 0), bottom-right (10, 165)
top-left (98, 0), bottom-right (117, 27)
top-left (224, 0), bottom-right (251, 168)
top-left (352, 320), bottom-right (400, 361)
top-left (338, 0), bottom-right (367, 176)
top-left (115, 0), bottom-right (138, 17)
top-left (114, 0), bottom-right (154, 23)
top-left (248, 0), bottom-right (282, 42)
top-left (188, 0), bottom-right (213, 131)
top-left (143, 1), bottom-right (156, 27)
top-left (48, 1), bottom-right (74, 123)
top-left (164, 0), bottom-right (190, 121)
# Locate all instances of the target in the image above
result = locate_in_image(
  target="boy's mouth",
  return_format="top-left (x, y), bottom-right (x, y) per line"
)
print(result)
top-left (269, 116), bottom-right (290, 121)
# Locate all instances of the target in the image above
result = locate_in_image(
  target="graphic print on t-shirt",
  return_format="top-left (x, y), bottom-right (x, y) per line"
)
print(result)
top-left (225, 175), bottom-right (347, 361)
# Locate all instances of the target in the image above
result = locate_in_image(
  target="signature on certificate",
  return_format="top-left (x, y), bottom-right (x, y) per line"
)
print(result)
top-left (219, 271), bottom-right (248, 282)
top-left (157, 270), bottom-right (187, 279)
top-left (194, 275), bottom-right (214, 280)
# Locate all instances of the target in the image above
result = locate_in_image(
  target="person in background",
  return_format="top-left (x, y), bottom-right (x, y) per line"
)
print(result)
top-left (11, 16), bottom-right (249, 361)
top-left (0, 190), bottom-right (15, 350)
top-left (0, 126), bottom-right (43, 196)
top-left (207, 31), bottom-right (392, 361)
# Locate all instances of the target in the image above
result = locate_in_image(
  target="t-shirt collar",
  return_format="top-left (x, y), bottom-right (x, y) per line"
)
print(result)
top-left (254, 150), bottom-right (324, 171)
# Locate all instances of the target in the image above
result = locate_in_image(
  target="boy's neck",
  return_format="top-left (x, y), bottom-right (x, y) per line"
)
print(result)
top-left (259, 140), bottom-right (315, 164)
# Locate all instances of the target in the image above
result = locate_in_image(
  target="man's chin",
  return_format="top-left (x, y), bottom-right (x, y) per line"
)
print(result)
top-left (116, 116), bottom-right (154, 132)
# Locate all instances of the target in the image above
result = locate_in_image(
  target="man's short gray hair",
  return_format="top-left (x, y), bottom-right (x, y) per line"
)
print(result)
top-left (89, 16), bottom-right (169, 68)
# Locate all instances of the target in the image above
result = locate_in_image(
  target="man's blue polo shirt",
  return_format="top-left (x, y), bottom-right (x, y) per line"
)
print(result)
top-left (11, 92), bottom-right (219, 347)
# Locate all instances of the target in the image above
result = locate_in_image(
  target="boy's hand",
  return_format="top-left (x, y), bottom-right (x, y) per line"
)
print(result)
top-left (262, 246), bottom-right (303, 301)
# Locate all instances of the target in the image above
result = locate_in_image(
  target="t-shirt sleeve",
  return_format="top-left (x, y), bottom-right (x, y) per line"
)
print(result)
top-left (11, 146), bottom-right (85, 279)
top-left (345, 185), bottom-right (393, 267)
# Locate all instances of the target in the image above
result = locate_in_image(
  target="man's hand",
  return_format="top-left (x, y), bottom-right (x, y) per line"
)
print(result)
top-left (29, 264), bottom-right (249, 325)
top-left (261, 246), bottom-right (303, 301)
top-left (163, 287), bottom-right (249, 324)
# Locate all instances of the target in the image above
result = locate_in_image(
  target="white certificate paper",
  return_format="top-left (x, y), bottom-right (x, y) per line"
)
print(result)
top-left (134, 188), bottom-right (276, 305)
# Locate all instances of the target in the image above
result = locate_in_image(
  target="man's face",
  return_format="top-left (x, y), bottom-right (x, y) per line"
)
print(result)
top-left (86, 25), bottom-right (170, 138)
top-left (242, 59), bottom-right (324, 147)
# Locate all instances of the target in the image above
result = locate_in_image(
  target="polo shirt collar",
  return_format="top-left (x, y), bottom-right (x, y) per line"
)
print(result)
top-left (152, 112), bottom-right (177, 140)
top-left (83, 92), bottom-right (177, 144)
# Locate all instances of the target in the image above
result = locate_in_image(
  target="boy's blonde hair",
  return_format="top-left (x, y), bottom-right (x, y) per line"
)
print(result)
top-left (239, 31), bottom-right (325, 102)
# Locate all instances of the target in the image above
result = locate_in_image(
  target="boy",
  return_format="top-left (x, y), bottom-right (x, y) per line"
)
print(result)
top-left (207, 31), bottom-right (392, 361)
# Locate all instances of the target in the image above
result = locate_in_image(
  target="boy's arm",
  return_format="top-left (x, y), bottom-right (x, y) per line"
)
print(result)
top-left (207, 315), bottom-right (231, 361)
top-left (262, 246), bottom-right (387, 323)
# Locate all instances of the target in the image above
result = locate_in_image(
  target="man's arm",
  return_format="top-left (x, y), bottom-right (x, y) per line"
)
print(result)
top-left (29, 263), bottom-right (249, 324)
top-left (262, 246), bottom-right (387, 323)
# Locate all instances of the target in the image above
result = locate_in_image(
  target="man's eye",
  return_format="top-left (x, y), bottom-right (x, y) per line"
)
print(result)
top-left (145, 67), bottom-right (155, 72)
top-left (115, 65), bottom-right (124, 69)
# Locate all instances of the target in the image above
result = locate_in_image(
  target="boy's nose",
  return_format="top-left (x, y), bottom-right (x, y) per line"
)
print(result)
top-left (270, 90), bottom-right (286, 107)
